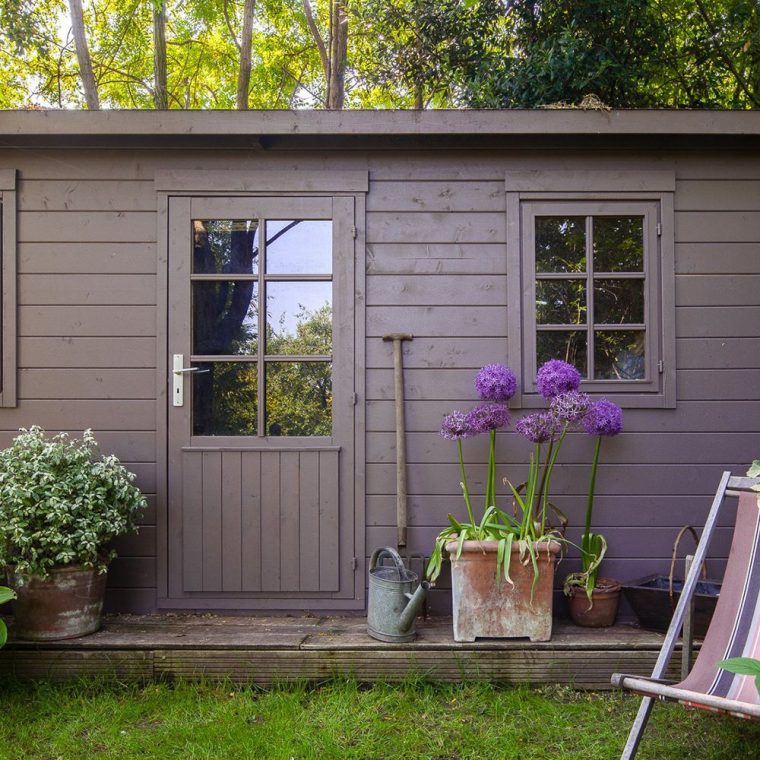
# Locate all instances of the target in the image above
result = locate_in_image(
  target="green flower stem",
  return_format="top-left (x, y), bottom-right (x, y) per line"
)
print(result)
top-left (539, 424), bottom-right (568, 534)
top-left (457, 439), bottom-right (476, 528)
top-left (485, 429), bottom-right (496, 511)
top-left (582, 435), bottom-right (603, 573)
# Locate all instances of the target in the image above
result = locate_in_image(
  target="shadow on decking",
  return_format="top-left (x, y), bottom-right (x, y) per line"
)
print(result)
top-left (0, 614), bottom-right (691, 689)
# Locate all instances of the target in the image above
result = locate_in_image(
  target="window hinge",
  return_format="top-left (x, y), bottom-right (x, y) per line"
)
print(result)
top-left (656, 222), bottom-right (662, 237)
top-left (351, 225), bottom-right (357, 239)
top-left (351, 557), bottom-right (358, 571)
top-left (658, 360), bottom-right (664, 374)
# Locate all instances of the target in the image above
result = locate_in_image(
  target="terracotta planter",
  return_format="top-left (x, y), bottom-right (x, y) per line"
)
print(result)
top-left (9, 565), bottom-right (107, 641)
top-left (567, 577), bottom-right (621, 628)
top-left (446, 539), bottom-right (561, 642)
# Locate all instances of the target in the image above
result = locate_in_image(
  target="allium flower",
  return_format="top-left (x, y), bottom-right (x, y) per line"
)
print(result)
top-left (440, 410), bottom-right (475, 441)
top-left (474, 363), bottom-right (518, 402)
top-left (536, 359), bottom-right (581, 399)
top-left (582, 399), bottom-right (623, 437)
top-left (551, 390), bottom-right (592, 423)
top-left (516, 411), bottom-right (561, 444)
top-left (466, 403), bottom-right (510, 434)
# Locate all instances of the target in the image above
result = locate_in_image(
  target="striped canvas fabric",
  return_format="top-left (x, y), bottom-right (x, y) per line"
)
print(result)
top-left (676, 491), bottom-right (760, 716)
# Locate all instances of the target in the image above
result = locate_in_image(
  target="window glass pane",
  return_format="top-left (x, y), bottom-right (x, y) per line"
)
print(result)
top-left (594, 330), bottom-right (646, 380)
top-left (192, 362), bottom-right (257, 436)
top-left (266, 282), bottom-right (332, 356)
top-left (593, 216), bottom-right (643, 272)
top-left (536, 280), bottom-right (586, 325)
top-left (535, 217), bottom-right (586, 273)
top-left (266, 220), bottom-right (332, 274)
top-left (193, 220), bottom-right (259, 274)
top-left (536, 331), bottom-right (587, 378)
top-left (265, 361), bottom-right (332, 436)
top-left (193, 281), bottom-right (258, 355)
top-left (594, 279), bottom-right (644, 324)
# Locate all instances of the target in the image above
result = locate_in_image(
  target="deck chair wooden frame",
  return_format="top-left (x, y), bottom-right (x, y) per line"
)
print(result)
top-left (612, 471), bottom-right (760, 759)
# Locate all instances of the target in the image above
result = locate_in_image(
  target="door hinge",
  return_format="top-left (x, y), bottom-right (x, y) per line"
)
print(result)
top-left (656, 222), bottom-right (662, 237)
top-left (351, 225), bottom-right (357, 239)
top-left (351, 557), bottom-right (358, 571)
top-left (352, 392), bottom-right (358, 405)
top-left (658, 359), bottom-right (664, 374)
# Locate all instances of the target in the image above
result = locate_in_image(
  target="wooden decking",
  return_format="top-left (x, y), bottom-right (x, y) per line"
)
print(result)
top-left (0, 614), bottom-right (691, 689)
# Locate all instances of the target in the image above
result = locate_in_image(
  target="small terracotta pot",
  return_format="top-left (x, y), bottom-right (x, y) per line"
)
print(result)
top-left (567, 577), bottom-right (622, 628)
top-left (9, 565), bottom-right (107, 641)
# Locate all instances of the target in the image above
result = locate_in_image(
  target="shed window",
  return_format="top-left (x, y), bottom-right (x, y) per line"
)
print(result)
top-left (508, 191), bottom-right (675, 408)
top-left (0, 170), bottom-right (17, 408)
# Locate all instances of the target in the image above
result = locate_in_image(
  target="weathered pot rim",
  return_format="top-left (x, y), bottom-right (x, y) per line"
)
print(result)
top-left (568, 576), bottom-right (622, 596)
top-left (445, 539), bottom-right (562, 555)
top-left (8, 563), bottom-right (106, 581)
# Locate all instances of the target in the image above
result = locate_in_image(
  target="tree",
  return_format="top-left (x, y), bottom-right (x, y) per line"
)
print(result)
top-left (68, 0), bottom-right (100, 108)
top-left (153, 0), bottom-right (167, 109)
top-left (234, 0), bottom-right (256, 109)
top-left (303, 0), bottom-right (348, 108)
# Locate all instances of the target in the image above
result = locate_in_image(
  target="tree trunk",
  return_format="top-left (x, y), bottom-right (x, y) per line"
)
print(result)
top-left (68, 0), bottom-right (100, 110)
top-left (327, 0), bottom-right (348, 109)
top-left (236, 0), bottom-right (256, 110)
top-left (153, 1), bottom-right (168, 109)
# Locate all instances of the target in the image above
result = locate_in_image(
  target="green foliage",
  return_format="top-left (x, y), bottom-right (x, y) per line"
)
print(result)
top-left (748, 460), bottom-right (760, 509)
top-left (0, 584), bottom-right (15, 648)
top-left (717, 657), bottom-right (760, 695)
top-left (0, 427), bottom-right (146, 580)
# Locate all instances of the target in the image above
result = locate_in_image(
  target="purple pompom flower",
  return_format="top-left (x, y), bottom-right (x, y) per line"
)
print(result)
top-left (582, 399), bottom-right (623, 437)
top-left (516, 411), bottom-right (561, 444)
top-left (551, 390), bottom-right (592, 423)
top-left (466, 403), bottom-right (510, 434)
top-left (536, 359), bottom-right (581, 399)
top-left (474, 363), bottom-right (518, 402)
top-left (440, 410), bottom-right (475, 441)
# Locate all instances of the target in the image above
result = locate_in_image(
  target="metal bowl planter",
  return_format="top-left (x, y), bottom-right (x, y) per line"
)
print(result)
top-left (446, 539), bottom-right (561, 642)
top-left (9, 565), bottom-right (108, 641)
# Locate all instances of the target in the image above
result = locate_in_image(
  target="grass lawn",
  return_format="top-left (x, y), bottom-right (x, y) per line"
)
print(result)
top-left (0, 679), bottom-right (758, 759)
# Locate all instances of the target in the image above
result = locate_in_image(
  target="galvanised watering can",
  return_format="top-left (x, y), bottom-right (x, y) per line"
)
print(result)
top-left (367, 547), bottom-right (430, 643)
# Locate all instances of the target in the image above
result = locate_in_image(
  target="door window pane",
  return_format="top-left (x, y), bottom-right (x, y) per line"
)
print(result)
top-left (193, 281), bottom-right (258, 355)
top-left (192, 362), bottom-right (258, 435)
top-left (536, 331), bottom-right (587, 377)
top-left (594, 331), bottom-right (646, 380)
top-left (265, 361), bottom-right (332, 436)
top-left (536, 280), bottom-right (586, 325)
top-left (266, 282), bottom-right (332, 355)
top-left (535, 217), bottom-right (586, 273)
top-left (594, 279), bottom-right (645, 324)
top-left (193, 220), bottom-right (259, 274)
top-left (593, 216), bottom-right (643, 272)
top-left (266, 220), bottom-right (332, 274)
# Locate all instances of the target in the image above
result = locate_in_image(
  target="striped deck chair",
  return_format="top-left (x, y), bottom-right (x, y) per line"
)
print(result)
top-left (612, 471), bottom-right (760, 759)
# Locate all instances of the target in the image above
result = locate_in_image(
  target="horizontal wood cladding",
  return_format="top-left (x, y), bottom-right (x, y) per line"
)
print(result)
top-left (19, 306), bottom-right (156, 337)
top-left (676, 243), bottom-right (760, 275)
top-left (19, 369), bottom-right (156, 399)
top-left (367, 306), bottom-right (508, 337)
top-left (18, 211), bottom-right (156, 243)
top-left (367, 274), bottom-right (506, 306)
top-left (19, 275), bottom-right (156, 305)
top-left (19, 337), bottom-right (156, 367)
top-left (18, 179), bottom-right (157, 211)
top-left (19, 243), bottom-right (157, 274)
top-left (366, 400), bottom-right (760, 433)
top-left (0, 400), bottom-right (154, 430)
top-left (675, 179), bottom-right (760, 211)
top-left (366, 180), bottom-right (505, 212)
top-left (367, 211), bottom-right (505, 243)
top-left (366, 243), bottom-right (508, 275)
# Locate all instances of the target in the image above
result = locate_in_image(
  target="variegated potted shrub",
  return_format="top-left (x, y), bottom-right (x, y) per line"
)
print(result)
top-left (0, 427), bottom-right (146, 640)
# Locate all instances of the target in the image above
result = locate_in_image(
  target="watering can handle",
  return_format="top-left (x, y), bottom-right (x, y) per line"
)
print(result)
top-left (369, 547), bottom-right (406, 573)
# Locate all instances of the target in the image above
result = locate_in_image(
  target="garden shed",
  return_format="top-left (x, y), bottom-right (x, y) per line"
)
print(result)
top-left (0, 109), bottom-right (758, 617)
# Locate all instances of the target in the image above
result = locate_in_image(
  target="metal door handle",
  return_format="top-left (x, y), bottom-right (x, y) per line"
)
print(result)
top-left (172, 354), bottom-right (210, 407)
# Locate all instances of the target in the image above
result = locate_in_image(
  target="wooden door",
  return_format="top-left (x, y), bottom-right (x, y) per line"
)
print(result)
top-left (165, 195), bottom-right (359, 609)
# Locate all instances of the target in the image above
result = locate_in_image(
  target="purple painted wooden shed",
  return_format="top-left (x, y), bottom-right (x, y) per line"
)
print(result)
top-left (0, 109), bottom-right (758, 615)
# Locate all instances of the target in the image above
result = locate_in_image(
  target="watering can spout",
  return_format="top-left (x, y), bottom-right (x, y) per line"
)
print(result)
top-left (399, 580), bottom-right (431, 633)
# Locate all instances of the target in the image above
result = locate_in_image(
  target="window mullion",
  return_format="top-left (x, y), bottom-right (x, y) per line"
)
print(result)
top-left (586, 215), bottom-right (594, 381)
top-left (257, 218), bottom-right (266, 437)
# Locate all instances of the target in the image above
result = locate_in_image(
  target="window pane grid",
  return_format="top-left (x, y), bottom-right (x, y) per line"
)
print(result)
top-left (534, 213), bottom-right (647, 382)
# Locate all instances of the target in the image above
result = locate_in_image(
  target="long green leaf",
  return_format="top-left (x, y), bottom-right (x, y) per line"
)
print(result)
top-left (0, 586), bottom-right (15, 605)
top-left (0, 618), bottom-right (6, 648)
top-left (717, 657), bottom-right (760, 696)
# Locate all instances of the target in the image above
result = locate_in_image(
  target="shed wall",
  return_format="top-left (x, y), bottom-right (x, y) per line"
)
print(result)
top-left (2, 146), bottom-right (759, 613)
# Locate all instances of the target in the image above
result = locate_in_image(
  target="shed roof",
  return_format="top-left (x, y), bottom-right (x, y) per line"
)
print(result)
top-left (1, 109), bottom-right (760, 149)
